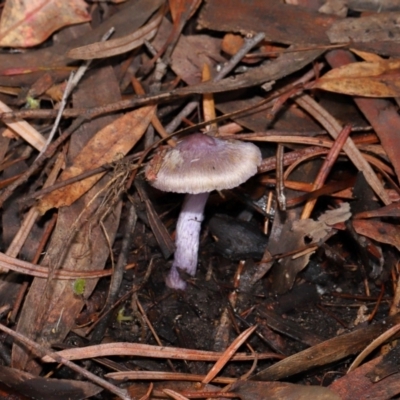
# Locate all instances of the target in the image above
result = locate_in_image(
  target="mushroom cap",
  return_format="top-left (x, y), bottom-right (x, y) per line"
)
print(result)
top-left (145, 133), bottom-right (262, 194)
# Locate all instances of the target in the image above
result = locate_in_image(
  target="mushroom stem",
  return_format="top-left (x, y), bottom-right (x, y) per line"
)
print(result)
top-left (166, 192), bottom-right (210, 290)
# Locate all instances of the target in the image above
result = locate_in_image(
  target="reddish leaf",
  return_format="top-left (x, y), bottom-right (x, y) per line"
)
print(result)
top-left (0, 0), bottom-right (91, 47)
top-left (352, 219), bottom-right (400, 251)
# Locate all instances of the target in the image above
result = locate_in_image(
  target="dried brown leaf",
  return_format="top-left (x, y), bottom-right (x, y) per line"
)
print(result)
top-left (0, 0), bottom-right (90, 47)
top-left (67, 10), bottom-right (163, 60)
top-left (314, 60), bottom-right (400, 97)
top-left (37, 106), bottom-right (155, 214)
top-left (232, 381), bottom-right (340, 400)
top-left (327, 12), bottom-right (400, 43)
top-left (293, 202), bottom-right (351, 242)
top-left (330, 356), bottom-right (400, 400)
top-left (352, 219), bottom-right (400, 251)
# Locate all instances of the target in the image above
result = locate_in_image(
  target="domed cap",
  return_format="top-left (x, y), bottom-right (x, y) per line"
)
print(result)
top-left (145, 133), bottom-right (262, 194)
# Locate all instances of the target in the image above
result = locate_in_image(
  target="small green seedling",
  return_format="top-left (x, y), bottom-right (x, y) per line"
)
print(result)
top-left (117, 307), bottom-right (133, 323)
top-left (72, 278), bottom-right (86, 295)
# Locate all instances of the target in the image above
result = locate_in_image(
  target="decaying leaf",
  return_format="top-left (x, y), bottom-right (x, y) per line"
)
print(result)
top-left (352, 219), bottom-right (400, 251)
top-left (330, 355), bottom-right (400, 400)
top-left (354, 202), bottom-right (400, 219)
top-left (0, 365), bottom-right (102, 400)
top-left (314, 59), bottom-right (400, 97)
top-left (232, 380), bottom-right (340, 400)
top-left (0, 0), bottom-right (91, 47)
top-left (293, 202), bottom-right (351, 242)
top-left (37, 105), bottom-right (155, 214)
top-left (267, 203), bottom-right (351, 294)
top-left (198, 0), bottom-right (335, 45)
top-left (67, 9), bottom-right (163, 60)
top-left (327, 12), bottom-right (400, 43)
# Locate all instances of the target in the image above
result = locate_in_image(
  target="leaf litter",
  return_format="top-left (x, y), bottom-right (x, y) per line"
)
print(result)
top-left (1, 0), bottom-right (400, 399)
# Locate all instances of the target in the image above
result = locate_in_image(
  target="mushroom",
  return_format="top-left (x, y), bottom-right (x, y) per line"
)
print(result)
top-left (145, 133), bottom-right (262, 290)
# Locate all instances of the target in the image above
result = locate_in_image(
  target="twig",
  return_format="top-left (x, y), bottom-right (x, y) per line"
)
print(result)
top-left (35, 73), bottom-right (75, 160)
top-left (0, 29), bottom-right (117, 206)
top-left (202, 325), bottom-right (257, 384)
top-left (0, 116), bottom-right (85, 208)
top-left (36, 27), bottom-right (115, 159)
top-left (136, 297), bottom-right (177, 372)
top-left (275, 144), bottom-right (286, 210)
top-left (106, 370), bottom-right (235, 383)
top-left (294, 94), bottom-right (391, 205)
top-left (20, 163), bottom-right (113, 203)
top-left (300, 124), bottom-right (352, 219)
top-left (41, 342), bottom-right (280, 363)
top-left (0, 323), bottom-right (132, 400)
top-left (165, 32), bottom-right (266, 134)
top-left (90, 202), bottom-right (137, 343)
top-left (0, 250), bottom-right (133, 279)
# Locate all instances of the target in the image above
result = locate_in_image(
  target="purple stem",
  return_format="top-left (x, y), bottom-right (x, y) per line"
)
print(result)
top-left (166, 192), bottom-right (210, 290)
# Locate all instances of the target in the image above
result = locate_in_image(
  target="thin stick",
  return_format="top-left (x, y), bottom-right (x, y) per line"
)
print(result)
top-left (90, 202), bottom-right (137, 343)
top-left (0, 323), bottom-right (132, 400)
top-left (165, 32), bottom-right (266, 134)
top-left (300, 124), bottom-right (351, 219)
top-left (36, 28), bottom-right (115, 160)
top-left (275, 144), bottom-right (286, 210)
top-left (0, 116), bottom-right (85, 208)
top-left (294, 94), bottom-right (391, 205)
top-left (0, 28), bottom-right (117, 206)
top-left (136, 298), bottom-right (176, 372)
top-left (35, 73), bottom-right (75, 159)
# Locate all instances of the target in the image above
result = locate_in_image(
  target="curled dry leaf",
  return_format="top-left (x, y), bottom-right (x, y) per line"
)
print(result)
top-left (314, 59), bottom-right (400, 97)
top-left (0, 0), bottom-right (91, 48)
top-left (293, 202), bottom-right (352, 242)
top-left (67, 9), bottom-right (163, 60)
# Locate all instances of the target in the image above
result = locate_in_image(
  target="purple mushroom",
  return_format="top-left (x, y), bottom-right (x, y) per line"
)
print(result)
top-left (145, 133), bottom-right (262, 290)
